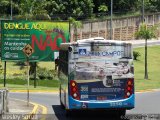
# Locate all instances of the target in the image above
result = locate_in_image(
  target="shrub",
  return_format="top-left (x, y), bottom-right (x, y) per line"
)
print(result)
top-left (133, 51), bottom-right (141, 60)
top-left (36, 68), bottom-right (58, 80)
top-left (0, 62), bottom-right (3, 74)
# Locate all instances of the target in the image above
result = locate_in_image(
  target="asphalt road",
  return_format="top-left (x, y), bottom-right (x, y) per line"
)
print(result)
top-left (132, 40), bottom-right (160, 48)
top-left (10, 91), bottom-right (160, 120)
top-left (9, 41), bottom-right (160, 120)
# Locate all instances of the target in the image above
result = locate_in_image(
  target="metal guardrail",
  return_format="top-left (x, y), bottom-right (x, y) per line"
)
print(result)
top-left (0, 89), bottom-right (9, 114)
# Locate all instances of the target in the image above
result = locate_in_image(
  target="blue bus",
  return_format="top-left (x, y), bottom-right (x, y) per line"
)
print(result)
top-left (58, 37), bottom-right (134, 116)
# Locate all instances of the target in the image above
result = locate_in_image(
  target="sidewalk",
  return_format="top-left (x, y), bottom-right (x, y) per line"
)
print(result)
top-left (0, 98), bottom-right (35, 120)
top-left (9, 98), bottom-right (33, 114)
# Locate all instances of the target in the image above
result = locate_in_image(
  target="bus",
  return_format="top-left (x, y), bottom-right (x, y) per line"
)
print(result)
top-left (58, 37), bottom-right (134, 116)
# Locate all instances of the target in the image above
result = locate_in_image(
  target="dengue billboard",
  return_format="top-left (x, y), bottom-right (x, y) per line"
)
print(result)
top-left (1, 20), bottom-right (70, 61)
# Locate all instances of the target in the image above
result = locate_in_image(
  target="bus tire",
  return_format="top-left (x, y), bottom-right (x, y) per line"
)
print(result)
top-left (59, 85), bottom-right (65, 109)
top-left (65, 109), bottom-right (71, 117)
top-left (117, 110), bottom-right (126, 119)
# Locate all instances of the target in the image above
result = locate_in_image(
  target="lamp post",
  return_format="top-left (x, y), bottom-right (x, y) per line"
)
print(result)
top-left (110, 0), bottom-right (113, 40)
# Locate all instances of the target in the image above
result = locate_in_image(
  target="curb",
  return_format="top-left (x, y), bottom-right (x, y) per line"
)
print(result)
top-left (136, 89), bottom-right (155, 93)
top-left (10, 90), bottom-right (58, 93)
top-left (12, 98), bottom-right (47, 120)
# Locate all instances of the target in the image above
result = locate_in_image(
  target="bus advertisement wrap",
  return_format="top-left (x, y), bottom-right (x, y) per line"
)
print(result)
top-left (69, 43), bottom-right (134, 101)
top-left (1, 21), bottom-right (70, 61)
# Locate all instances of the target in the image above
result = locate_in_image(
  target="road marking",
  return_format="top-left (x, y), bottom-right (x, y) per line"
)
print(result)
top-left (37, 104), bottom-right (48, 120)
top-left (10, 98), bottom-right (48, 120)
top-left (23, 102), bottom-right (38, 120)
top-left (136, 89), bottom-right (155, 93)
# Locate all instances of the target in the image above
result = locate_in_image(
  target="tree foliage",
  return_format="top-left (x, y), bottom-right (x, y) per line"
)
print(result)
top-left (135, 23), bottom-right (157, 40)
top-left (1, 0), bottom-right (160, 20)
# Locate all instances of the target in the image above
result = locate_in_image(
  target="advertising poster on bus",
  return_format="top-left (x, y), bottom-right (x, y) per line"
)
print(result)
top-left (69, 42), bottom-right (134, 101)
top-left (1, 21), bottom-right (70, 61)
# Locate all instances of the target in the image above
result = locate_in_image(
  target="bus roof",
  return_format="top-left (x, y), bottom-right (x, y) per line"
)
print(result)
top-left (60, 37), bottom-right (132, 50)
top-left (77, 37), bottom-right (130, 44)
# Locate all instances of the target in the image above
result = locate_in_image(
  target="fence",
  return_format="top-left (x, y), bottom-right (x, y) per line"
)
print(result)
top-left (70, 13), bottom-right (160, 41)
top-left (0, 89), bottom-right (9, 114)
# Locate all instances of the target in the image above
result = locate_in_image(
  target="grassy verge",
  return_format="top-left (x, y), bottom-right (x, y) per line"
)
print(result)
top-left (0, 84), bottom-right (58, 91)
top-left (0, 79), bottom-right (59, 90)
top-left (134, 45), bottom-right (160, 91)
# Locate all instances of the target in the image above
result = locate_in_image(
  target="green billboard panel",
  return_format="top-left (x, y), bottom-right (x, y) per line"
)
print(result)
top-left (1, 20), bottom-right (70, 61)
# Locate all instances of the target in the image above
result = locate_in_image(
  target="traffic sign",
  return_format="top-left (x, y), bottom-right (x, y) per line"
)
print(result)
top-left (23, 44), bottom-right (34, 57)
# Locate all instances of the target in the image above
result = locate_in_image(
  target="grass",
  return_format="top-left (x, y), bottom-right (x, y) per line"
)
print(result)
top-left (134, 45), bottom-right (160, 91)
top-left (1, 45), bottom-right (160, 92)
top-left (0, 84), bottom-right (58, 91)
top-left (0, 79), bottom-right (59, 88)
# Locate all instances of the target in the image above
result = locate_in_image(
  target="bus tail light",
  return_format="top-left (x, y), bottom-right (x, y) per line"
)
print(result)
top-left (70, 80), bottom-right (80, 100)
top-left (125, 78), bottom-right (134, 98)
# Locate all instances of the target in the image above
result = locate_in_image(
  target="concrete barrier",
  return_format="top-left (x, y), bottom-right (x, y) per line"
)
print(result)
top-left (0, 89), bottom-right (9, 114)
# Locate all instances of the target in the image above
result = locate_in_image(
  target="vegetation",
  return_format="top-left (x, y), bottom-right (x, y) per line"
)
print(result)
top-left (133, 51), bottom-right (141, 60)
top-left (0, 0), bottom-right (160, 20)
top-left (135, 23), bottom-right (157, 79)
top-left (134, 46), bottom-right (160, 91)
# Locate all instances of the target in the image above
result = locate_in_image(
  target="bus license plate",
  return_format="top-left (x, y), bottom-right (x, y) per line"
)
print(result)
top-left (97, 96), bottom-right (106, 100)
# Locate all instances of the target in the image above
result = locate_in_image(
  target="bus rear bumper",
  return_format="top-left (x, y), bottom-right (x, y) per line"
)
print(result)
top-left (68, 94), bottom-right (135, 110)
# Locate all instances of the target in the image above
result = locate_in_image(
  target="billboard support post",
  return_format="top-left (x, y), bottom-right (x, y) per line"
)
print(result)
top-left (27, 57), bottom-right (30, 106)
top-left (34, 62), bottom-right (37, 88)
top-left (4, 61), bottom-right (6, 87)
top-left (22, 44), bottom-right (34, 106)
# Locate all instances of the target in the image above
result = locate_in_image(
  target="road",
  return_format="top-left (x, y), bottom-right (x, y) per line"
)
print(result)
top-left (9, 41), bottom-right (160, 120)
top-left (131, 40), bottom-right (160, 48)
top-left (10, 91), bottom-right (160, 120)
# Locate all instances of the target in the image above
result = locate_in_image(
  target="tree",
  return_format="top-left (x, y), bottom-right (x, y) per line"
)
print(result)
top-left (46, 0), bottom-right (94, 20)
top-left (138, 0), bottom-right (160, 12)
top-left (69, 17), bottom-right (82, 41)
top-left (0, 0), bottom-right (10, 15)
top-left (18, 0), bottom-right (48, 20)
top-left (135, 23), bottom-right (157, 79)
top-left (0, 0), bottom-right (20, 16)
top-left (94, 0), bottom-right (139, 14)
top-left (98, 4), bottom-right (108, 13)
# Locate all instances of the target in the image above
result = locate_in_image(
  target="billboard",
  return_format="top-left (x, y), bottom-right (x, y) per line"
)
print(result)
top-left (1, 20), bottom-right (70, 61)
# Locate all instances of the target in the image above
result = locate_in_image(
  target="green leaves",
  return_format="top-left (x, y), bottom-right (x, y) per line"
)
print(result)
top-left (98, 5), bottom-right (108, 12)
top-left (135, 23), bottom-right (157, 40)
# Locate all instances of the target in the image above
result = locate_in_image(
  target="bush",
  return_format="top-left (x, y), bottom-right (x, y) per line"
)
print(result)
top-left (33, 14), bottom-right (51, 20)
top-left (0, 62), bottom-right (3, 74)
top-left (133, 51), bottom-right (141, 60)
top-left (36, 68), bottom-right (58, 80)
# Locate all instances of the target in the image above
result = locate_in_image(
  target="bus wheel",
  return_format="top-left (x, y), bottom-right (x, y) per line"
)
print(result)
top-left (65, 109), bottom-right (71, 117)
top-left (59, 86), bottom-right (65, 109)
top-left (117, 110), bottom-right (126, 119)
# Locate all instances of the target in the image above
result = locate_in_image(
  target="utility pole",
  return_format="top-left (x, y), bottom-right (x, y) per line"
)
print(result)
top-left (110, 0), bottom-right (113, 40)
top-left (10, 0), bottom-right (12, 20)
top-left (142, 0), bottom-right (145, 22)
